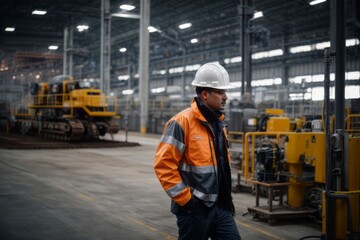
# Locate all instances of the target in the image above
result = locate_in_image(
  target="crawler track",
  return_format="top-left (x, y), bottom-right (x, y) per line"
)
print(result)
top-left (0, 133), bottom-right (140, 150)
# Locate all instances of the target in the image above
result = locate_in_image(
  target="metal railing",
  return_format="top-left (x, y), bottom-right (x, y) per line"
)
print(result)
top-left (345, 114), bottom-right (360, 133)
top-left (243, 131), bottom-right (289, 182)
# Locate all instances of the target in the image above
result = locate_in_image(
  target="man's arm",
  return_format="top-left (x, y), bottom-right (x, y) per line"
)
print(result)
top-left (154, 120), bottom-right (192, 206)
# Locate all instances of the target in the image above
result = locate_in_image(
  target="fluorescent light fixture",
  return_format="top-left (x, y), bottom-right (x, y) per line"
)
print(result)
top-left (32, 10), bottom-right (47, 15)
top-left (151, 87), bottom-right (166, 94)
top-left (48, 45), bottom-right (58, 50)
top-left (289, 93), bottom-right (304, 101)
top-left (250, 78), bottom-right (282, 87)
top-left (122, 89), bottom-right (134, 95)
top-left (229, 81), bottom-right (242, 88)
top-left (169, 94), bottom-right (181, 99)
top-left (230, 56), bottom-right (242, 63)
top-left (5, 27), bottom-right (15, 32)
top-left (345, 86), bottom-right (360, 99)
top-left (346, 71), bottom-right (360, 80)
top-left (120, 4), bottom-right (135, 11)
top-left (179, 23), bottom-right (192, 29)
top-left (346, 38), bottom-right (360, 47)
top-left (315, 41), bottom-right (330, 50)
top-left (289, 45), bottom-right (312, 53)
top-left (152, 69), bottom-right (167, 75)
top-left (252, 49), bottom-right (283, 59)
top-left (190, 38), bottom-right (198, 44)
top-left (273, 78), bottom-right (282, 84)
top-left (268, 49), bottom-right (283, 57)
top-left (118, 75), bottom-right (130, 81)
top-left (224, 56), bottom-right (242, 64)
top-left (306, 86), bottom-right (354, 101)
top-left (251, 78), bottom-right (275, 87)
top-left (312, 74), bottom-right (325, 82)
top-left (148, 26), bottom-right (159, 33)
top-left (112, 12), bottom-right (140, 19)
top-left (185, 64), bottom-right (201, 71)
top-left (309, 0), bottom-right (326, 5)
top-left (253, 11), bottom-right (263, 19)
top-left (119, 47), bottom-right (127, 53)
top-left (77, 25), bottom-right (89, 32)
top-left (169, 66), bottom-right (184, 74)
top-left (252, 52), bottom-right (267, 59)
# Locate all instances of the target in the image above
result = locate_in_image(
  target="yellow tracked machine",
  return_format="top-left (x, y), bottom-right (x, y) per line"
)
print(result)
top-left (14, 75), bottom-right (119, 141)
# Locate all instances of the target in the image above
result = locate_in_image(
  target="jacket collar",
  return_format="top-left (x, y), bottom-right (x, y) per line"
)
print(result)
top-left (191, 97), bottom-right (225, 122)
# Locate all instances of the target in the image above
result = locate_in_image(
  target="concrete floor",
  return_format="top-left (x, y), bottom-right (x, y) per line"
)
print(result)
top-left (0, 131), bottom-right (321, 240)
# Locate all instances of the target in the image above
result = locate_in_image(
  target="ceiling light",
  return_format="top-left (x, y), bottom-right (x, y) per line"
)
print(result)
top-left (148, 26), bottom-right (159, 33)
top-left (346, 38), bottom-right (360, 47)
top-left (179, 23), bottom-right (192, 29)
top-left (289, 45), bottom-right (312, 54)
top-left (5, 27), bottom-right (15, 32)
top-left (122, 89), bottom-right (134, 95)
top-left (112, 12), bottom-right (140, 19)
top-left (77, 25), bottom-right (89, 32)
top-left (120, 4), bottom-right (135, 11)
top-left (118, 75), bottom-right (130, 81)
top-left (309, 0), bottom-right (326, 5)
top-left (32, 10), bottom-right (47, 15)
top-left (190, 38), bottom-right (198, 43)
top-left (151, 87), bottom-right (166, 94)
top-left (119, 47), bottom-right (127, 53)
top-left (268, 49), bottom-right (283, 57)
top-left (253, 11), bottom-right (263, 19)
top-left (48, 45), bottom-right (58, 50)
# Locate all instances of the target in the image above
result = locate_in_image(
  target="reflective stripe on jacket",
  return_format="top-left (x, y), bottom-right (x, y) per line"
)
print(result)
top-left (154, 99), bottom-right (231, 208)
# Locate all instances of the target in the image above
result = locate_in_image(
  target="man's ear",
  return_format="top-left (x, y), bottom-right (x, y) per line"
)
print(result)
top-left (200, 90), bottom-right (208, 101)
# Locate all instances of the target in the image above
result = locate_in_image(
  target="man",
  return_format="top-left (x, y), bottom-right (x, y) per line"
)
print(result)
top-left (154, 62), bottom-right (241, 240)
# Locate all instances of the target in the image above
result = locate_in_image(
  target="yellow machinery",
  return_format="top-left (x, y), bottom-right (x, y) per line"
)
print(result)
top-left (285, 132), bottom-right (326, 208)
top-left (14, 75), bottom-right (119, 140)
top-left (243, 115), bottom-right (360, 238)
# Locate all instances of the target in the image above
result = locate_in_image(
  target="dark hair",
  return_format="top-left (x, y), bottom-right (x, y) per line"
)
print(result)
top-left (195, 87), bottom-right (213, 95)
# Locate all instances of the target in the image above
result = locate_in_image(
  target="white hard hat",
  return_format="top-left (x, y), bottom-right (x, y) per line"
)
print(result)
top-left (191, 62), bottom-right (235, 89)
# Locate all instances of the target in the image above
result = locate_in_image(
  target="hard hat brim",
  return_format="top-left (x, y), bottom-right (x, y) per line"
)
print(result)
top-left (191, 82), bottom-right (237, 90)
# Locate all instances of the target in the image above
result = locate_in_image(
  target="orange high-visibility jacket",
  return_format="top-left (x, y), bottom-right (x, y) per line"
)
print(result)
top-left (154, 99), bottom-right (231, 208)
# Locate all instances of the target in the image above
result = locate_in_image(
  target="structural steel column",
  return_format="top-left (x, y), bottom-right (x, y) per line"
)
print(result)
top-left (63, 27), bottom-right (74, 76)
top-left (68, 28), bottom-right (74, 76)
top-left (240, 0), bottom-right (252, 96)
top-left (181, 47), bottom-right (186, 105)
top-left (63, 27), bottom-right (68, 75)
top-left (139, 0), bottom-right (150, 134)
top-left (334, 0), bottom-right (345, 131)
top-left (100, 0), bottom-right (111, 94)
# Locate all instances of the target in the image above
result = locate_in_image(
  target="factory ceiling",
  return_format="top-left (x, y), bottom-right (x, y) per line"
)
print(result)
top-left (0, 0), bottom-right (359, 62)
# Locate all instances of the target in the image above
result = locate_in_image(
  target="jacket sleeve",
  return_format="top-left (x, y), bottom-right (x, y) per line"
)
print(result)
top-left (154, 120), bottom-right (191, 206)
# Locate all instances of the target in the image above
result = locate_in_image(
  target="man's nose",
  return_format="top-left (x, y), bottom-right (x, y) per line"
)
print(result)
top-left (223, 92), bottom-right (228, 99)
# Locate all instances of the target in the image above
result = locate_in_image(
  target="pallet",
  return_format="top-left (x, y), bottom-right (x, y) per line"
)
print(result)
top-left (248, 205), bottom-right (317, 225)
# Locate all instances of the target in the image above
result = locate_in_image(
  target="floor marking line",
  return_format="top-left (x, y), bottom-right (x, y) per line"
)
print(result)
top-left (235, 219), bottom-right (285, 240)
top-left (125, 215), bottom-right (177, 240)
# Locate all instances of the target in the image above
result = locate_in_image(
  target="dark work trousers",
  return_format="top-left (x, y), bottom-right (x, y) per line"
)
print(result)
top-left (176, 202), bottom-right (241, 240)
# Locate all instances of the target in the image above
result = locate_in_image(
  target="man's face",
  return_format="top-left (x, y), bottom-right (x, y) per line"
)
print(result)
top-left (204, 89), bottom-right (228, 111)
